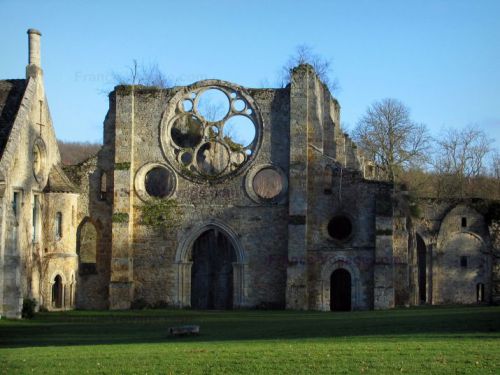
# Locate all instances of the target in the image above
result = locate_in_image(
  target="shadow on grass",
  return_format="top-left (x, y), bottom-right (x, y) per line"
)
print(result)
top-left (1, 306), bottom-right (499, 348)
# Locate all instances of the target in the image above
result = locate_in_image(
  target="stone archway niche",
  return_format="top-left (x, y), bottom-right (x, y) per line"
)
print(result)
top-left (174, 220), bottom-right (247, 308)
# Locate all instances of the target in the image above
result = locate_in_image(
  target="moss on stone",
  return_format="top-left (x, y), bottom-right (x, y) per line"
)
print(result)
top-left (115, 162), bottom-right (131, 170)
top-left (140, 198), bottom-right (181, 229)
top-left (112, 212), bottom-right (129, 223)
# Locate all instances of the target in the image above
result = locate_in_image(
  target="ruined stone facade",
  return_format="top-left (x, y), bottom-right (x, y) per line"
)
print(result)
top-left (1, 30), bottom-right (499, 318)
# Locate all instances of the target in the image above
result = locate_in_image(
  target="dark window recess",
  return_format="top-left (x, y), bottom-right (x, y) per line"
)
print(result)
top-left (145, 167), bottom-right (174, 198)
top-left (328, 216), bottom-right (353, 241)
top-left (32, 195), bottom-right (40, 242)
top-left (55, 212), bottom-right (62, 239)
top-left (461, 217), bottom-right (467, 228)
top-left (12, 192), bottom-right (20, 218)
top-left (460, 256), bottom-right (468, 268)
top-left (99, 171), bottom-right (107, 201)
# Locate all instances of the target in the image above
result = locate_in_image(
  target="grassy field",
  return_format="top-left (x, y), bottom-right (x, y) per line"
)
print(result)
top-left (1, 306), bottom-right (499, 374)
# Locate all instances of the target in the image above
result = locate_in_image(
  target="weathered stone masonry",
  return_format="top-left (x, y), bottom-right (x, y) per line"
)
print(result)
top-left (1, 30), bottom-right (499, 318)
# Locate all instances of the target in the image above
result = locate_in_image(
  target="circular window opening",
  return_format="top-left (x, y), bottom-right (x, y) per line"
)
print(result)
top-left (253, 168), bottom-right (283, 200)
top-left (328, 216), bottom-right (352, 241)
top-left (171, 115), bottom-right (203, 148)
top-left (145, 167), bottom-right (175, 198)
top-left (233, 99), bottom-right (246, 112)
top-left (224, 115), bottom-right (256, 148)
top-left (182, 100), bottom-right (193, 112)
top-left (197, 88), bottom-right (230, 122)
top-left (196, 142), bottom-right (229, 176)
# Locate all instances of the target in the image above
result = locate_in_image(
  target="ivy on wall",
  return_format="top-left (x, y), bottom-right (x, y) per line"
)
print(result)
top-left (115, 162), bottom-right (131, 170)
top-left (140, 198), bottom-right (181, 229)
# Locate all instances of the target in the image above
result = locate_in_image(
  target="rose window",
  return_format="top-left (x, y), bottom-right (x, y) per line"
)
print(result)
top-left (161, 81), bottom-right (262, 182)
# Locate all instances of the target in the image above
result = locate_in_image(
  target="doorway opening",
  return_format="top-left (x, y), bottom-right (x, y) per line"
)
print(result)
top-left (190, 229), bottom-right (236, 309)
top-left (52, 275), bottom-right (63, 308)
top-left (330, 269), bottom-right (351, 311)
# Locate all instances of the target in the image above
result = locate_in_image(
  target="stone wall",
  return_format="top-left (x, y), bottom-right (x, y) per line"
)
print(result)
top-left (73, 66), bottom-right (498, 313)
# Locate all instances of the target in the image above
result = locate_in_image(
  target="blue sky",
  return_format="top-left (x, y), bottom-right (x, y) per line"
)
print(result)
top-left (1, 0), bottom-right (499, 153)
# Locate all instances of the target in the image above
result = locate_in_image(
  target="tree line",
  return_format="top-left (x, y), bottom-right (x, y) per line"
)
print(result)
top-left (62, 46), bottom-right (499, 200)
top-left (352, 98), bottom-right (499, 199)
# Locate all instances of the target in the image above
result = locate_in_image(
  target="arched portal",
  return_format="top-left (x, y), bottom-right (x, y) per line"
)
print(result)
top-left (52, 275), bottom-right (63, 308)
top-left (416, 234), bottom-right (427, 304)
top-left (330, 269), bottom-right (351, 311)
top-left (174, 220), bottom-right (247, 309)
top-left (190, 229), bottom-right (236, 309)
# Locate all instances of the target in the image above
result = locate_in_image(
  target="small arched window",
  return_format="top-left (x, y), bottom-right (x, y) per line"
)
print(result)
top-left (55, 212), bottom-right (62, 240)
top-left (100, 171), bottom-right (107, 201)
top-left (76, 219), bottom-right (98, 265)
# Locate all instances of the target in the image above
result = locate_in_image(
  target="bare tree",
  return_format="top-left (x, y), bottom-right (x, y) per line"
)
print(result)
top-left (113, 59), bottom-right (173, 88)
top-left (433, 126), bottom-right (493, 198)
top-left (352, 98), bottom-right (430, 183)
top-left (491, 151), bottom-right (500, 181)
top-left (278, 44), bottom-right (339, 93)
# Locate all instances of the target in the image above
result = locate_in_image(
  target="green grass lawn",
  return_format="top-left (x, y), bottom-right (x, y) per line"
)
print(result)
top-left (1, 306), bottom-right (499, 374)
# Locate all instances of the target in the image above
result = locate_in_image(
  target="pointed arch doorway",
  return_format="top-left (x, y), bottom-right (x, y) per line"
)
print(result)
top-left (174, 220), bottom-right (247, 309)
top-left (191, 229), bottom-right (236, 309)
top-left (330, 269), bottom-right (351, 311)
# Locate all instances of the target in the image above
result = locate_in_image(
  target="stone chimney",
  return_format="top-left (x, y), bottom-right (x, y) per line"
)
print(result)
top-left (26, 28), bottom-right (42, 78)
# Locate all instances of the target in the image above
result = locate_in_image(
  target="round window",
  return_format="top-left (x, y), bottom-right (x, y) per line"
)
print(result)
top-left (161, 81), bottom-right (262, 182)
top-left (145, 167), bottom-right (175, 198)
top-left (327, 216), bottom-right (353, 241)
top-left (252, 168), bottom-right (283, 200)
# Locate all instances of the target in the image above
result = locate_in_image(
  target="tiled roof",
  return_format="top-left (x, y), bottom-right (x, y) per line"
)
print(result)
top-left (43, 164), bottom-right (80, 193)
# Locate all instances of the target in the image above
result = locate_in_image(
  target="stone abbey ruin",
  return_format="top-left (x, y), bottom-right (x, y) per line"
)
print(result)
top-left (0, 30), bottom-right (499, 318)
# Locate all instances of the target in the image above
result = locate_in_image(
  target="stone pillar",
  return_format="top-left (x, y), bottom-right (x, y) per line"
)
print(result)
top-left (286, 65), bottom-right (316, 310)
top-left (109, 88), bottom-right (135, 309)
top-left (373, 189), bottom-right (395, 309)
top-left (0, 193), bottom-right (23, 318)
top-left (428, 244), bottom-right (434, 304)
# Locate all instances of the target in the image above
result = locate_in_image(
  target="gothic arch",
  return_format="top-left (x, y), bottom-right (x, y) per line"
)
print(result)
top-left (48, 271), bottom-right (66, 309)
top-left (175, 219), bottom-right (246, 263)
top-left (174, 219), bottom-right (247, 308)
top-left (77, 217), bottom-right (102, 272)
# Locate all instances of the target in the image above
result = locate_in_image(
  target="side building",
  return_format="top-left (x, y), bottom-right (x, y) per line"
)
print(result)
top-left (0, 30), bottom-right (78, 318)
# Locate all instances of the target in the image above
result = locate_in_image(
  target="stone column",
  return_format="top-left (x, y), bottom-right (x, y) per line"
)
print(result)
top-left (373, 189), bottom-right (395, 309)
top-left (175, 261), bottom-right (192, 308)
top-left (232, 262), bottom-right (247, 308)
top-left (109, 88), bottom-right (136, 309)
top-left (489, 221), bottom-right (500, 304)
